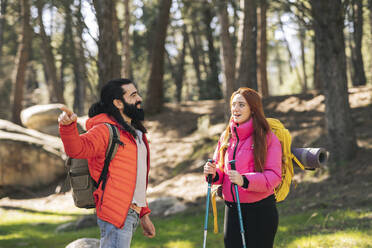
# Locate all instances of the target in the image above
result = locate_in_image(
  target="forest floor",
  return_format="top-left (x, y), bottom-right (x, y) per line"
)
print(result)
top-left (0, 86), bottom-right (371, 243)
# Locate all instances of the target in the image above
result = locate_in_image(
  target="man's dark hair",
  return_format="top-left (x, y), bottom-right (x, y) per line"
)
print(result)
top-left (88, 78), bottom-right (146, 138)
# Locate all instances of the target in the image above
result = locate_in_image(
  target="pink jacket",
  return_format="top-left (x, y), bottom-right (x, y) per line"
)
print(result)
top-left (213, 119), bottom-right (282, 203)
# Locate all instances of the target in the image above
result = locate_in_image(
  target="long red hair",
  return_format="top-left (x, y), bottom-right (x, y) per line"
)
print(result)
top-left (219, 88), bottom-right (270, 172)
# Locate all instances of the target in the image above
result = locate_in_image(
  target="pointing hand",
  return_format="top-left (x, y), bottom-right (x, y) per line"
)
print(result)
top-left (58, 105), bottom-right (77, 126)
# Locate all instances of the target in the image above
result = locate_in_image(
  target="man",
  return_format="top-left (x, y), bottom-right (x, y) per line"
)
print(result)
top-left (58, 78), bottom-right (155, 248)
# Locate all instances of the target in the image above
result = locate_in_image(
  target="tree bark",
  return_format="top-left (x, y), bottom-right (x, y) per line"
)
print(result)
top-left (350, 0), bottom-right (366, 86)
top-left (236, 0), bottom-right (258, 90)
top-left (145, 0), bottom-right (172, 114)
top-left (121, 0), bottom-right (132, 78)
top-left (36, 0), bottom-right (64, 103)
top-left (274, 41), bottom-right (284, 86)
top-left (12, 0), bottom-right (32, 125)
top-left (188, 26), bottom-right (205, 99)
top-left (0, 0), bottom-right (8, 67)
top-left (203, 2), bottom-right (222, 99)
top-left (299, 19), bottom-right (308, 93)
top-left (93, 0), bottom-right (121, 90)
top-left (311, 0), bottom-right (357, 162)
top-left (216, 0), bottom-right (236, 119)
top-left (313, 39), bottom-right (322, 91)
top-left (74, 0), bottom-right (89, 113)
top-left (369, 0), bottom-right (372, 80)
top-left (175, 25), bottom-right (187, 103)
top-left (257, 0), bottom-right (268, 97)
top-left (62, 0), bottom-right (85, 115)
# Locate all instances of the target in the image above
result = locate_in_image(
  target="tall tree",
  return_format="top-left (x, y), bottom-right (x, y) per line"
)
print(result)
top-left (0, 0), bottom-right (8, 67)
top-left (257, 0), bottom-right (268, 96)
top-left (274, 41), bottom-right (284, 86)
top-left (216, 0), bottom-right (236, 118)
top-left (236, 0), bottom-right (258, 90)
top-left (369, 0), bottom-right (372, 80)
top-left (145, 0), bottom-right (172, 114)
top-left (350, 0), bottom-right (366, 86)
top-left (36, 0), bottom-right (64, 103)
top-left (61, 0), bottom-right (86, 115)
top-left (74, 0), bottom-right (89, 114)
top-left (12, 0), bottom-right (32, 125)
top-left (313, 38), bottom-right (322, 91)
top-left (173, 25), bottom-right (187, 103)
top-left (203, 1), bottom-right (222, 99)
top-left (310, 0), bottom-right (357, 162)
top-left (93, 0), bottom-right (121, 90)
top-left (121, 0), bottom-right (132, 78)
top-left (187, 23), bottom-right (205, 99)
top-left (299, 20), bottom-right (308, 92)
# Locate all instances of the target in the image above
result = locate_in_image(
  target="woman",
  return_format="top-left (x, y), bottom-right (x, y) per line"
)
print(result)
top-left (204, 88), bottom-right (282, 248)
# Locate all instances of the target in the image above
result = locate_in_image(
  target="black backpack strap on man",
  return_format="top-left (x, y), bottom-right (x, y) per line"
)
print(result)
top-left (95, 123), bottom-right (124, 191)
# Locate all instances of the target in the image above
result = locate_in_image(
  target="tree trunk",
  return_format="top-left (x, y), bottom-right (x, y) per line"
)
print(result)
top-left (257, 0), bottom-right (268, 97)
top-left (62, 0), bottom-right (85, 115)
top-left (175, 25), bottom-right (187, 103)
top-left (93, 0), bottom-right (121, 90)
top-left (36, 0), bottom-right (64, 103)
top-left (350, 0), bottom-right (366, 86)
top-left (313, 39), bottom-right (321, 91)
top-left (188, 27), bottom-right (205, 99)
top-left (216, 0), bottom-right (236, 119)
top-left (311, 0), bottom-right (357, 162)
top-left (236, 0), bottom-right (258, 90)
top-left (299, 19), bottom-right (308, 93)
top-left (274, 41), bottom-right (284, 86)
top-left (74, 0), bottom-right (89, 113)
top-left (0, 0), bottom-right (8, 67)
top-left (12, 0), bottom-right (32, 125)
top-left (145, 0), bottom-right (172, 114)
top-left (121, 0), bottom-right (132, 78)
top-left (203, 2), bottom-right (222, 99)
top-left (369, 0), bottom-right (372, 80)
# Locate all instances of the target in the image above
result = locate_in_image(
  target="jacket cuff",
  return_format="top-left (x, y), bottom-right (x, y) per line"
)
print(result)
top-left (212, 172), bottom-right (219, 182)
top-left (242, 175), bottom-right (249, 189)
top-left (59, 121), bottom-right (78, 135)
top-left (140, 206), bottom-right (151, 218)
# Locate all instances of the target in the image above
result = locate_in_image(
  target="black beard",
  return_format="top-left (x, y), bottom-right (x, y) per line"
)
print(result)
top-left (123, 100), bottom-right (145, 121)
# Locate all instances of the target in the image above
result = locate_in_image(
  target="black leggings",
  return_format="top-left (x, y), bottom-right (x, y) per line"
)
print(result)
top-left (224, 194), bottom-right (278, 248)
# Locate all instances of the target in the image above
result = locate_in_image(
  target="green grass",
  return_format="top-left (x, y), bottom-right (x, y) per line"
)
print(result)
top-left (1, 203), bottom-right (371, 248)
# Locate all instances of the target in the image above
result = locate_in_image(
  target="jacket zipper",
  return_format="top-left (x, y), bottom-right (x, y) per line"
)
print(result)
top-left (233, 126), bottom-right (240, 160)
top-left (231, 126), bottom-right (240, 202)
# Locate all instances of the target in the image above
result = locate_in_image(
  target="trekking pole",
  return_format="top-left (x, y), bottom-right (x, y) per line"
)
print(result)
top-left (229, 159), bottom-right (247, 248)
top-left (203, 159), bottom-right (214, 248)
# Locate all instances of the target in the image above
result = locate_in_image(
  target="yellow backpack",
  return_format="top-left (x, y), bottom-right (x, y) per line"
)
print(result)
top-left (266, 118), bottom-right (305, 202)
top-left (210, 118), bottom-right (305, 233)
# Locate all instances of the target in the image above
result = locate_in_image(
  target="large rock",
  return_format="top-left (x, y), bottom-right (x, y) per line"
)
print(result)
top-left (65, 238), bottom-right (99, 248)
top-left (20, 104), bottom-right (64, 136)
top-left (0, 120), bottom-right (65, 196)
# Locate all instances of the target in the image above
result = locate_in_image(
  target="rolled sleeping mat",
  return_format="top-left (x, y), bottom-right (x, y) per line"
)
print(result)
top-left (291, 147), bottom-right (329, 170)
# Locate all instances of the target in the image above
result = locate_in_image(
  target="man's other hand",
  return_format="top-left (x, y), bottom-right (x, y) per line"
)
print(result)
top-left (140, 214), bottom-right (156, 238)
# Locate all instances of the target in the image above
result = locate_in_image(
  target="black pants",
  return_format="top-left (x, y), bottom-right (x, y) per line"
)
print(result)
top-left (224, 194), bottom-right (278, 248)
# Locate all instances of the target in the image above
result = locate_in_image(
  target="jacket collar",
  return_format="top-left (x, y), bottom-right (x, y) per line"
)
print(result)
top-left (230, 118), bottom-right (254, 140)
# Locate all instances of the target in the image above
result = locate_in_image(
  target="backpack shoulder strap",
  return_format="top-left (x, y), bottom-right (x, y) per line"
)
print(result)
top-left (95, 123), bottom-right (123, 190)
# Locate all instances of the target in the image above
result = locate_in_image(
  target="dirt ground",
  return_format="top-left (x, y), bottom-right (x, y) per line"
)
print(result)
top-left (1, 86), bottom-right (371, 213)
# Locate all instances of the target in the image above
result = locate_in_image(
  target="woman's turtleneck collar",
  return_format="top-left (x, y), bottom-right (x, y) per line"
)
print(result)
top-left (230, 118), bottom-right (254, 140)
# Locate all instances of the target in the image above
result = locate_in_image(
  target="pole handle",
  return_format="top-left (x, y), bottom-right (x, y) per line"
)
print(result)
top-left (207, 159), bottom-right (214, 184)
top-left (229, 159), bottom-right (236, 170)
